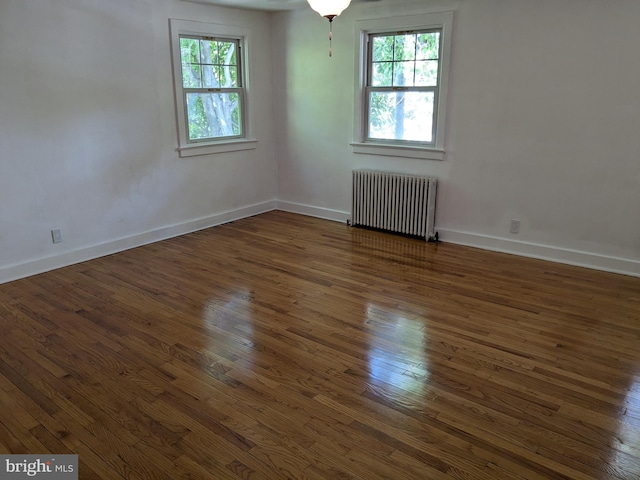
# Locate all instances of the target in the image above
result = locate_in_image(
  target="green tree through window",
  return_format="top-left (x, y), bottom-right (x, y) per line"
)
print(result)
top-left (179, 36), bottom-right (243, 142)
top-left (366, 30), bottom-right (441, 145)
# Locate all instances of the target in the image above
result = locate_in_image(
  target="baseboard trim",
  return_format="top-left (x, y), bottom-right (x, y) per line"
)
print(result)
top-left (4, 202), bottom-right (638, 283)
top-left (276, 201), bottom-right (349, 223)
top-left (274, 203), bottom-right (640, 277)
top-left (438, 228), bottom-right (640, 278)
top-left (0, 200), bottom-right (277, 285)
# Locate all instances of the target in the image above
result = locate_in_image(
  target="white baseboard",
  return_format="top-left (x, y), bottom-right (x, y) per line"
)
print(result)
top-left (276, 200), bottom-right (349, 223)
top-left (0, 200), bottom-right (277, 285)
top-left (275, 202), bottom-right (640, 277)
top-left (438, 228), bottom-right (640, 278)
top-left (4, 201), bottom-right (638, 284)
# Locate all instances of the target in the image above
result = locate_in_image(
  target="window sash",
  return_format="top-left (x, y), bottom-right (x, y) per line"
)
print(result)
top-left (179, 36), bottom-right (242, 89)
top-left (178, 34), bottom-right (246, 144)
top-left (364, 28), bottom-right (443, 147)
top-left (365, 90), bottom-right (438, 145)
top-left (183, 88), bottom-right (245, 143)
top-left (366, 29), bottom-right (442, 87)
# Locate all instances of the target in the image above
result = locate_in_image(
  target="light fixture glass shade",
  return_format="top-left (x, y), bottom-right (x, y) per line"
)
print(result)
top-left (306, 0), bottom-right (352, 18)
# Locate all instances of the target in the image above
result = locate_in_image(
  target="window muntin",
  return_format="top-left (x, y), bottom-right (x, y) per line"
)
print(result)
top-left (178, 36), bottom-right (244, 143)
top-left (365, 29), bottom-right (442, 146)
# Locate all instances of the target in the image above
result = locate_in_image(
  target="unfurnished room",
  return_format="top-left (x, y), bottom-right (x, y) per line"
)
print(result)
top-left (0, 0), bottom-right (639, 478)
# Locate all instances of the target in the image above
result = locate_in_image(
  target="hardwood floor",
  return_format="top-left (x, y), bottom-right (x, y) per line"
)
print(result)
top-left (1, 210), bottom-right (639, 479)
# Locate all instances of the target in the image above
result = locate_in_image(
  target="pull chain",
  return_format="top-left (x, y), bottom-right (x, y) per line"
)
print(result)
top-left (329, 18), bottom-right (333, 57)
top-left (325, 15), bottom-right (336, 58)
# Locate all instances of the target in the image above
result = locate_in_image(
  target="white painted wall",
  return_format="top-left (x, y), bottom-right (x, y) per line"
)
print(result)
top-left (2, 0), bottom-right (639, 282)
top-left (0, 0), bottom-right (278, 282)
top-left (273, 0), bottom-right (640, 275)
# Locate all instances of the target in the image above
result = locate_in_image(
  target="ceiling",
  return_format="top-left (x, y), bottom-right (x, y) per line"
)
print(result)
top-left (182, 0), bottom-right (389, 12)
top-left (182, 0), bottom-right (313, 11)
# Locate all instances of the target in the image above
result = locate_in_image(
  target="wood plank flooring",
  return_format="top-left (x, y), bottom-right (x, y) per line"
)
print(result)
top-left (1, 210), bottom-right (639, 479)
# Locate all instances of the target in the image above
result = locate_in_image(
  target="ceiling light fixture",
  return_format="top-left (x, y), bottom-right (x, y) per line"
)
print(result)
top-left (306, 0), bottom-right (352, 57)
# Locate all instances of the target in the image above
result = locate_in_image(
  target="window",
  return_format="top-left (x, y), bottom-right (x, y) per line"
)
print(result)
top-left (367, 30), bottom-right (441, 144)
top-left (180, 36), bottom-right (243, 142)
top-left (170, 19), bottom-right (256, 157)
top-left (353, 12), bottom-right (453, 160)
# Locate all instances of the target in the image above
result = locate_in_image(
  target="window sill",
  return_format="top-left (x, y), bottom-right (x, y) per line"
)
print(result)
top-left (350, 142), bottom-right (445, 161)
top-left (177, 138), bottom-right (258, 158)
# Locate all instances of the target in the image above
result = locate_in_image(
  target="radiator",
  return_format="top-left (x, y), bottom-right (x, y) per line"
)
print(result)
top-left (350, 170), bottom-right (438, 241)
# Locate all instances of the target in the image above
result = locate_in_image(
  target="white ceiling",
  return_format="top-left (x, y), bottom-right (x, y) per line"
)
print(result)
top-left (183, 0), bottom-right (386, 12)
top-left (182, 0), bottom-right (312, 11)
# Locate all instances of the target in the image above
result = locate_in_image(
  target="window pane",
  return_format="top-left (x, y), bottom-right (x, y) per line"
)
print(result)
top-left (181, 63), bottom-right (202, 88)
top-left (222, 66), bottom-right (238, 88)
top-left (394, 61), bottom-right (416, 87)
top-left (371, 62), bottom-right (393, 87)
top-left (200, 65), bottom-right (219, 88)
top-left (198, 39), bottom-right (216, 65)
top-left (180, 38), bottom-right (200, 63)
top-left (394, 34), bottom-right (415, 61)
top-left (218, 41), bottom-right (237, 67)
top-left (372, 36), bottom-right (394, 62)
top-left (416, 32), bottom-right (440, 60)
top-left (180, 38), bottom-right (202, 88)
top-left (368, 91), bottom-right (434, 143)
top-left (415, 60), bottom-right (439, 86)
top-left (186, 92), bottom-right (241, 141)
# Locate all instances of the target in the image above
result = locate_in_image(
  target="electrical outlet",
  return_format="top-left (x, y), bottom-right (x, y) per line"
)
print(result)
top-left (51, 229), bottom-right (63, 244)
top-left (510, 220), bottom-right (520, 234)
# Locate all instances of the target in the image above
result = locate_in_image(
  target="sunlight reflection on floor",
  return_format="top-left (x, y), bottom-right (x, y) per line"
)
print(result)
top-left (612, 374), bottom-right (640, 462)
top-left (364, 303), bottom-right (430, 396)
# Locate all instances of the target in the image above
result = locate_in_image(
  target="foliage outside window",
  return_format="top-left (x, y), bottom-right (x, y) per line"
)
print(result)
top-left (179, 36), bottom-right (243, 142)
top-left (366, 30), bottom-right (441, 146)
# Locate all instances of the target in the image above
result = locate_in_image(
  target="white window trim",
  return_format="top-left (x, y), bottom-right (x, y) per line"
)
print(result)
top-left (169, 18), bottom-right (257, 157)
top-left (352, 11), bottom-right (454, 161)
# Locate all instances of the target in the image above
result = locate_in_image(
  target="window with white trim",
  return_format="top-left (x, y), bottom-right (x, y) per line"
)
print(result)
top-left (170, 19), bottom-right (256, 157)
top-left (353, 12), bottom-right (453, 160)
top-left (180, 36), bottom-right (243, 142)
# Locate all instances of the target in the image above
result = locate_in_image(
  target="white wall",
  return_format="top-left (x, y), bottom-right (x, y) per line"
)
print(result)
top-left (0, 0), bottom-right (278, 283)
top-left (273, 0), bottom-right (640, 276)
